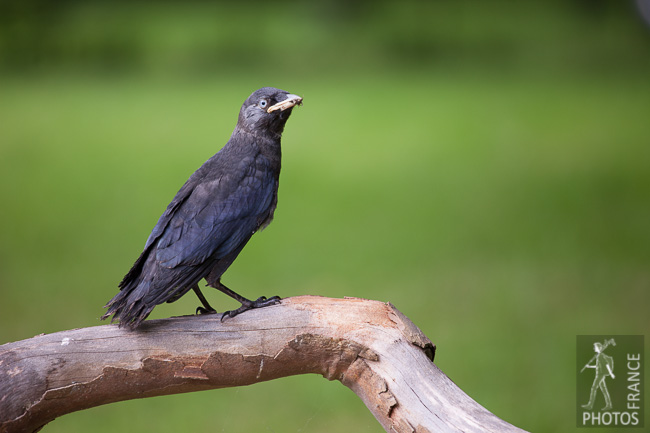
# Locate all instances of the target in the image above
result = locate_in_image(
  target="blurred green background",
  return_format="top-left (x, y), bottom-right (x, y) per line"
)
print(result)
top-left (1, 0), bottom-right (649, 432)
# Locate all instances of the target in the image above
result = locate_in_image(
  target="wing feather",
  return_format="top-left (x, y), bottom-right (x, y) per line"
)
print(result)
top-left (154, 154), bottom-right (277, 268)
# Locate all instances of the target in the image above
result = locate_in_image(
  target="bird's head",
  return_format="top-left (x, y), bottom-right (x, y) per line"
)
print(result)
top-left (236, 87), bottom-right (303, 139)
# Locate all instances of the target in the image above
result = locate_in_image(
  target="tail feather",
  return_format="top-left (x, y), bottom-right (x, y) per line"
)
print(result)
top-left (102, 281), bottom-right (155, 328)
top-left (102, 258), bottom-right (217, 328)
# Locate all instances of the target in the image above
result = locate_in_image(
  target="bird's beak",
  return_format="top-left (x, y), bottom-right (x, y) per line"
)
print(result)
top-left (267, 94), bottom-right (303, 113)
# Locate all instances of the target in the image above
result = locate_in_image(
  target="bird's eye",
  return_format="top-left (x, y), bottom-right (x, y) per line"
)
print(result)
top-left (259, 100), bottom-right (268, 108)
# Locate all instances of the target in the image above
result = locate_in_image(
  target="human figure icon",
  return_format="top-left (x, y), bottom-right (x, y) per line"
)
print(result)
top-left (580, 338), bottom-right (616, 411)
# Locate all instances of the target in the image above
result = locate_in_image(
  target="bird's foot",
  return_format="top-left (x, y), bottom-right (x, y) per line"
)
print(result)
top-left (221, 296), bottom-right (281, 321)
top-left (192, 285), bottom-right (218, 316)
top-left (196, 306), bottom-right (217, 315)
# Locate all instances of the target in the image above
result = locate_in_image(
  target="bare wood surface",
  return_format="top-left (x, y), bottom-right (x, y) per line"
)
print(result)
top-left (0, 296), bottom-right (527, 433)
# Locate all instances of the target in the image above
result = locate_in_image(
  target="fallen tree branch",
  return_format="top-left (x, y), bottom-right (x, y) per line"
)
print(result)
top-left (0, 296), bottom-right (527, 433)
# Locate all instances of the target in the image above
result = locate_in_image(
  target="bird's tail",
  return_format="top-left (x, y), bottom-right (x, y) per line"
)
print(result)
top-left (102, 258), bottom-right (215, 328)
top-left (101, 281), bottom-right (156, 329)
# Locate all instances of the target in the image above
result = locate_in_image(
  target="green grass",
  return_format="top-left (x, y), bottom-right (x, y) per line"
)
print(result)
top-left (1, 67), bottom-right (649, 432)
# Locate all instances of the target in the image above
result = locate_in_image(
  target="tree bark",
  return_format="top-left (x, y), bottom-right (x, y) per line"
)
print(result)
top-left (0, 296), bottom-right (527, 433)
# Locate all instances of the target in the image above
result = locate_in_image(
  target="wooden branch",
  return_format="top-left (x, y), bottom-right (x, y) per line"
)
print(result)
top-left (0, 296), bottom-right (527, 433)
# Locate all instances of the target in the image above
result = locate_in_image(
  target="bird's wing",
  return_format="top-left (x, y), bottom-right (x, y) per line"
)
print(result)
top-left (142, 178), bottom-right (196, 252)
top-left (154, 155), bottom-right (276, 269)
top-left (118, 174), bottom-right (198, 289)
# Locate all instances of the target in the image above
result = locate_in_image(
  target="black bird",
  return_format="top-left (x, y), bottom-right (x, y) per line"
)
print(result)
top-left (102, 87), bottom-right (302, 328)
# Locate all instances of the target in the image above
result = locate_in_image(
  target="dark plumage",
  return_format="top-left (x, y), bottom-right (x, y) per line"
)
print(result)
top-left (102, 87), bottom-right (302, 328)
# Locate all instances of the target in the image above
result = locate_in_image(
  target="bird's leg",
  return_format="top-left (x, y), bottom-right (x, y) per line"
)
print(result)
top-left (192, 284), bottom-right (217, 315)
top-left (212, 281), bottom-right (281, 321)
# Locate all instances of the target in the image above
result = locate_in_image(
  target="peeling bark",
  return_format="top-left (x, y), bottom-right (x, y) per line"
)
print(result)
top-left (0, 296), bottom-right (527, 433)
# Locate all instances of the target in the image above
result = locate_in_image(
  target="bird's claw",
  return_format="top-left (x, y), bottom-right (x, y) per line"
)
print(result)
top-left (196, 306), bottom-right (217, 315)
top-left (221, 296), bottom-right (281, 322)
